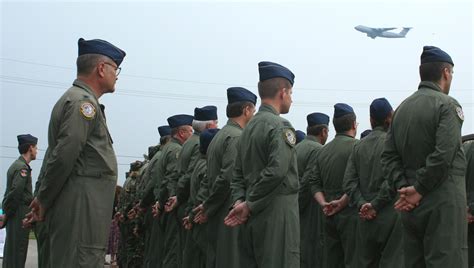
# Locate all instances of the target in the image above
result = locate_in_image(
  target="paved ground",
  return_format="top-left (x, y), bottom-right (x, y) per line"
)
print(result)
top-left (0, 240), bottom-right (116, 267)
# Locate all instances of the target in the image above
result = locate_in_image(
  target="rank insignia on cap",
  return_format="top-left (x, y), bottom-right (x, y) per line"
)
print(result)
top-left (20, 169), bottom-right (28, 177)
top-left (80, 102), bottom-right (96, 120)
top-left (284, 129), bottom-right (296, 146)
top-left (456, 106), bottom-right (464, 121)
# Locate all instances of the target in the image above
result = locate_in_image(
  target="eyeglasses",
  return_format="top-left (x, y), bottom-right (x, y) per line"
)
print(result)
top-left (104, 62), bottom-right (121, 76)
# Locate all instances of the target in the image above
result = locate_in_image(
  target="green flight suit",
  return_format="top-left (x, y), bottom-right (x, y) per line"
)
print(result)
top-left (2, 156), bottom-right (33, 268)
top-left (310, 133), bottom-right (359, 268)
top-left (381, 81), bottom-right (467, 268)
top-left (231, 104), bottom-right (300, 268)
top-left (343, 127), bottom-right (403, 268)
top-left (176, 133), bottom-right (200, 267)
top-left (142, 150), bottom-right (164, 268)
top-left (117, 174), bottom-right (134, 268)
top-left (464, 141), bottom-right (474, 267)
top-left (203, 119), bottom-right (243, 268)
top-left (156, 138), bottom-right (183, 268)
top-left (182, 157), bottom-right (208, 268)
top-left (36, 79), bottom-right (118, 268)
top-left (295, 135), bottom-right (324, 268)
top-left (33, 165), bottom-right (50, 268)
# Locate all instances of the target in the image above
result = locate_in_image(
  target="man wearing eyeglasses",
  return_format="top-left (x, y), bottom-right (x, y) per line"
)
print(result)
top-left (25, 38), bottom-right (126, 267)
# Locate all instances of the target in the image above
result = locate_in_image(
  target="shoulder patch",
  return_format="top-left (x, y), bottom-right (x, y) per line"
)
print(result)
top-left (283, 129), bottom-right (296, 146)
top-left (80, 102), bottom-right (96, 120)
top-left (176, 151), bottom-right (180, 159)
top-left (456, 106), bottom-right (464, 121)
top-left (20, 169), bottom-right (28, 177)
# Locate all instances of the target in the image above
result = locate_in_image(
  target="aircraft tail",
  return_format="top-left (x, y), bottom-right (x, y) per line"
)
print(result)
top-left (399, 27), bottom-right (412, 37)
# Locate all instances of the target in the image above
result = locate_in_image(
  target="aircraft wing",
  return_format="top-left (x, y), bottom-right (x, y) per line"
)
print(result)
top-left (375, 27), bottom-right (397, 32)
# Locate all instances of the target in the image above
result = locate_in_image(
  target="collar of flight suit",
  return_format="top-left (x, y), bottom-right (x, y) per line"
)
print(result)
top-left (18, 156), bottom-right (31, 170)
top-left (334, 133), bottom-right (355, 139)
top-left (227, 119), bottom-right (243, 130)
top-left (259, 103), bottom-right (279, 115)
top-left (418, 81), bottom-right (442, 93)
top-left (305, 135), bottom-right (320, 143)
top-left (73, 79), bottom-right (101, 104)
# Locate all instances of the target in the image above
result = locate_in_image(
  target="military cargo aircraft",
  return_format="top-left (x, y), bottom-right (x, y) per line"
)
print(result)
top-left (355, 25), bottom-right (412, 39)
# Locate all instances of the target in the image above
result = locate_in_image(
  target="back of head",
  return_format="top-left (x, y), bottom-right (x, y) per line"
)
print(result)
top-left (199, 128), bottom-right (220, 154)
top-left (306, 112), bottom-right (330, 136)
top-left (333, 103), bottom-right (356, 133)
top-left (226, 87), bottom-right (257, 118)
top-left (370, 98), bottom-right (393, 129)
top-left (257, 61), bottom-right (294, 99)
top-left (419, 46), bottom-right (454, 83)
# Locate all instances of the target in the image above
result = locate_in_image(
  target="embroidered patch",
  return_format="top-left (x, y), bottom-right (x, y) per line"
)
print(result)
top-left (20, 169), bottom-right (28, 177)
top-left (80, 102), bottom-right (96, 120)
top-left (456, 106), bottom-right (464, 121)
top-left (284, 129), bottom-right (296, 146)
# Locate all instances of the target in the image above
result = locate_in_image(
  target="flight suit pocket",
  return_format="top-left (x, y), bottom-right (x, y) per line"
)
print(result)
top-left (78, 244), bottom-right (105, 268)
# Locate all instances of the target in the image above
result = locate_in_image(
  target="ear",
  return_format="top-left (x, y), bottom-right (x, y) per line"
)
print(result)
top-left (97, 62), bottom-right (106, 78)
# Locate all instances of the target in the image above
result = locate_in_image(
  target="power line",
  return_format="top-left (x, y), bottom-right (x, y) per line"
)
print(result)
top-left (2, 75), bottom-right (473, 108)
top-left (0, 156), bottom-right (136, 166)
top-left (0, 145), bottom-right (142, 159)
top-left (4, 57), bottom-right (470, 93)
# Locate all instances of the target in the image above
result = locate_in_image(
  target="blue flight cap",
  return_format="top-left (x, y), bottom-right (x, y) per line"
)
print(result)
top-left (420, 46), bottom-right (453, 66)
top-left (194, 106), bottom-right (218, 121)
top-left (295, 130), bottom-right (306, 144)
top-left (334, 103), bottom-right (355, 118)
top-left (360, 129), bottom-right (372, 139)
top-left (258, 61), bottom-right (295, 86)
top-left (227, 87), bottom-right (257, 105)
top-left (199, 128), bottom-right (220, 154)
top-left (158, 125), bottom-right (171, 137)
top-left (167, 114), bottom-right (194, 128)
top-left (307, 112), bottom-right (330, 127)
top-left (17, 134), bottom-right (38, 146)
top-left (78, 38), bottom-right (126, 66)
top-left (370, 98), bottom-right (393, 120)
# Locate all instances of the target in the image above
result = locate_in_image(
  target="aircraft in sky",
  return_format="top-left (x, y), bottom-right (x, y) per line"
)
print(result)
top-left (355, 25), bottom-right (412, 39)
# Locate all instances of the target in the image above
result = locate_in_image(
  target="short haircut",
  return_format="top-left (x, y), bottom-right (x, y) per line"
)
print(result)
top-left (160, 135), bottom-right (171, 146)
top-left (171, 125), bottom-right (190, 136)
top-left (76, 54), bottom-right (109, 76)
top-left (419, 62), bottom-right (452, 82)
top-left (226, 101), bottom-right (254, 118)
top-left (18, 144), bottom-right (32, 154)
top-left (192, 120), bottom-right (216, 133)
top-left (258, 77), bottom-right (292, 99)
top-left (371, 117), bottom-right (386, 128)
top-left (307, 124), bottom-right (328, 136)
top-left (333, 113), bottom-right (356, 133)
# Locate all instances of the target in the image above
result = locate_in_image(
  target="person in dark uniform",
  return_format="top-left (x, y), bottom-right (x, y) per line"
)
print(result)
top-left (295, 130), bottom-right (306, 144)
top-left (343, 98), bottom-right (403, 268)
top-left (225, 61), bottom-right (300, 268)
top-left (463, 135), bottom-right (474, 267)
top-left (25, 38), bottom-right (126, 267)
top-left (193, 87), bottom-right (256, 268)
top-left (381, 46), bottom-right (467, 268)
top-left (296, 113), bottom-right (329, 268)
top-left (2, 134), bottom-right (37, 268)
top-left (310, 103), bottom-right (359, 268)
top-left (181, 128), bottom-right (220, 268)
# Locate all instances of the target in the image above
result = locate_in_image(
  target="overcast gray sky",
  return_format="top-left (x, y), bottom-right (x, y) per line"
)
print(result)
top-left (1, 0), bottom-right (473, 190)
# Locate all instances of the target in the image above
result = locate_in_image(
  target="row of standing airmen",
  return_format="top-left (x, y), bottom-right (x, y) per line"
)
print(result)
top-left (1, 38), bottom-right (472, 268)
